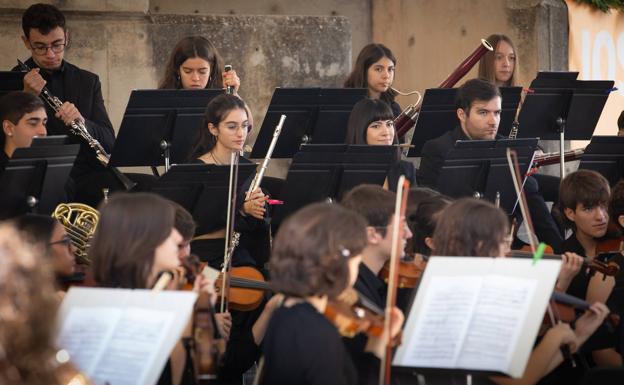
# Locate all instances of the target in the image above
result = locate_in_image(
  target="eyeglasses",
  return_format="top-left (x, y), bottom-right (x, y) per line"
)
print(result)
top-left (49, 236), bottom-right (73, 251)
top-left (29, 41), bottom-right (66, 55)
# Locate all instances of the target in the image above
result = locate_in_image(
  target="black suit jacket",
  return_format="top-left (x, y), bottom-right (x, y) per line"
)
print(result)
top-left (418, 126), bottom-right (469, 188)
top-left (13, 59), bottom-right (115, 180)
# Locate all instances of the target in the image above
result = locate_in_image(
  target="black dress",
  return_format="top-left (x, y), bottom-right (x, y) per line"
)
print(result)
top-left (262, 302), bottom-right (357, 385)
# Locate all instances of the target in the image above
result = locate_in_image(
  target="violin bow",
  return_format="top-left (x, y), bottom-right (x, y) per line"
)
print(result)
top-left (220, 152), bottom-right (240, 313)
top-left (379, 175), bottom-right (410, 385)
top-left (506, 149), bottom-right (575, 365)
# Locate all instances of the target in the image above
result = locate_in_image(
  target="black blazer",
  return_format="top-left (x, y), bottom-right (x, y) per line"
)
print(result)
top-left (418, 126), bottom-right (469, 188)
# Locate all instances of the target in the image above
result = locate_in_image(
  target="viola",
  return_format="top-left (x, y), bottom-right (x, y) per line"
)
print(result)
top-left (545, 291), bottom-right (620, 329)
top-left (379, 254), bottom-right (427, 288)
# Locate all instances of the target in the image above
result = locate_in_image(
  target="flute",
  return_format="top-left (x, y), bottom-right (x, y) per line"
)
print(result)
top-left (245, 114), bottom-right (286, 199)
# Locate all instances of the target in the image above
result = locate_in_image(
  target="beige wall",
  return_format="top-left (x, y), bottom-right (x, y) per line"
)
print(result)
top-left (371, 0), bottom-right (568, 109)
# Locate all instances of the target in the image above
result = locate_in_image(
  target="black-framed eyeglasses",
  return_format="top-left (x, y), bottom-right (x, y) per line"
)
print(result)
top-left (49, 236), bottom-right (72, 250)
top-left (29, 41), bottom-right (66, 55)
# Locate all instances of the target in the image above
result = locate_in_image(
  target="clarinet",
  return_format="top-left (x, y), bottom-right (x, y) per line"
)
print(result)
top-left (17, 60), bottom-right (136, 191)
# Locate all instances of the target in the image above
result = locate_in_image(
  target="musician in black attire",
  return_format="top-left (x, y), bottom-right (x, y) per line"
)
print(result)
top-left (262, 202), bottom-right (403, 385)
top-left (188, 93), bottom-right (271, 384)
top-left (344, 44), bottom-right (401, 117)
top-left (13, 3), bottom-right (117, 206)
top-left (418, 78), bottom-right (563, 252)
top-left (0, 91), bottom-right (47, 171)
top-left (345, 98), bottom-right (416, 191)
top-left (340, 184), bottom-right (410, 385)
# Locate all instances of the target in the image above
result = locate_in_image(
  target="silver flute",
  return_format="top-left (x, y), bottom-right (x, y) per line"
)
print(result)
top-left (245, 114), bottom-right (286, 199)
top-left (17, 59), bottom-right (135, 190)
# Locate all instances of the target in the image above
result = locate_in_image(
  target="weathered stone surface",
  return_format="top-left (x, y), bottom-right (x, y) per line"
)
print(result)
top-left (0, 0), bottom-right (149, 13)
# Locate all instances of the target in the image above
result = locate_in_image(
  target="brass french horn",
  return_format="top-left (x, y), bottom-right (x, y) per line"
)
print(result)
top-left (52, 203), bottom-right (99, 264)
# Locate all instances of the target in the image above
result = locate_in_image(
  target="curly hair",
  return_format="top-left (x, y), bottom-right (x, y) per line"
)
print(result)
top-left (270, 203), bottom-right (367, 299)
top-left (0, 222), bottom-right (60, 385)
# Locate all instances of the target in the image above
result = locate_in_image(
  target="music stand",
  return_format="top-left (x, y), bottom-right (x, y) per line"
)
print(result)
top-left (406, 87), bottom-right (521, 157)
top-left (435, 138), bottom-right (538, 215)
top-left (578, 136), bottom-right (624, 186)
top-left (516, 71), bottom-right (614, 177)
top-left (250, 88), bottom-right (367, 159)
top-left (271, 144), bottom-right (397, 230)
top-left (151, 163), bottom-right (256, 235)
top-left (0, 159), bottom-right (46, 219)
top-left (110, 89), bottom-right (222, 172)
top-left (11, 136), bottom-right (79, 214)
top-left (0, 71), bottom-right (24, 97)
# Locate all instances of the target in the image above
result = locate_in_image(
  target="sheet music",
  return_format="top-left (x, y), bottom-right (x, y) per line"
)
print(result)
top-left (457, 275), bottom-right (536, 371)
top-left (403, 276), bottom-right (482, 367)
top-left (57, 287), bottom-right (197, 385)
top-left (393, 257), bottom-right (560, 378)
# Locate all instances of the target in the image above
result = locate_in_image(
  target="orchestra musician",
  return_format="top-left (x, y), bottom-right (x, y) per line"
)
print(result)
top-left (260, 202), bottom-right (403, 385)
top-left (618, 110), bottom-right (624, 137)
top-left (12, 3), bottom-right (118, 207)
top-left (0, 91), bottom-right (47, 172)
top-left (610, 179), bottom-right (624, 233)
top-left (89, 192), bottom-right (217, 385)
top-left (0, 221), bottom-right (91, 385)
top-left (478, 34), bottom-right (518, 87)
top-left (430, 198), bottom-right (609, 385)
top-left (188, 93), bottom-right (271, 385)
top-left (344, 43), bottom-right (401, 117)
top-left (13, 214), bottom-right (77, 297)
top-left (159, 36), bottom-right (240, 93)
top-left (345, 98), bottom-right (416, 191)
top-left (340, 184), bottom-right (408, 385)
top-left (406, 190), bottom-right (451, 258)
top-left (418, 78), bottom-right (563, 252)
top-left (556, 170), bottom-right (623, 369)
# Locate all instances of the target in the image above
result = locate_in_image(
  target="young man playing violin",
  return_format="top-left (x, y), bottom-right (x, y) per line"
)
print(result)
top-left (558, 169), bottom-right (623, 368)
top-left (341, 184), bottom-right (411, 385)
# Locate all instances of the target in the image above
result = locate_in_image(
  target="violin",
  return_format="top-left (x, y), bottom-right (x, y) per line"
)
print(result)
top-left (182, 255), bottom-right (271, 312)
top-left (543, 291), bottom-right (620, 331)
top-left (379, 254), bottom-right (427, 288)
top-left (507, 250), bottom-right (620, 278)
top-left (324, 288), bottom-right (385, 338)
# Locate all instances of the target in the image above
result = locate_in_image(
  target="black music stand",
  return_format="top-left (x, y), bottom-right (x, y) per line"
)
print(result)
top-left (151, 163), bottom-right (256, 235)
top-left (250, 88), bottom-right (367, 159)
top-left (271, 144), bottom-right (397, 230)
top-left (11, 136), bottom-right (79, 214)
top-left (0, 159), bottom-right (47, 219)
top-left (515, 72), bottom-right (614, 177)
top-left (0, 71), bottom-right (24, 97)
top-left (578, 136), bottom-right (624, 186)
top-left (109, 89), bottom-right (222, 172)
top-left (435, 138), bottom-right (538, 215)
top-left (406, 87), bottom-right (521, 157)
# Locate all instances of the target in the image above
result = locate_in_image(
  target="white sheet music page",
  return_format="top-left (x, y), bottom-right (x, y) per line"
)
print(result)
top-left (456, 275), bottom-right (536, 372)
top-left (56, 287), bottom-right (197, 385)
top-left (402, 275), bottom-right (482, 368)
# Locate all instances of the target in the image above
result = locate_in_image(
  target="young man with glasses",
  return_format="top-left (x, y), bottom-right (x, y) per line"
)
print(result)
top-left (13, 3), bottom-right (117, 206)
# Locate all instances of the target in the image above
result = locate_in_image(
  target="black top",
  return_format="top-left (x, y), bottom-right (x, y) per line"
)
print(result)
top-left (389, 101), bottom-right (402, 119)
top-left (0, 150), bottom-right (8, 173)
top-left (13, 59), bottom-right (115, 180)
top-left (418, 126), bottom-right (469, 188)
top-left (262, 302), bottom-right (357, 385)
top-left (387, 160), bottom-right (416, 192)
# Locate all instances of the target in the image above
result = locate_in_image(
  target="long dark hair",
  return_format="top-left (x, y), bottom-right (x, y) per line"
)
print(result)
top-left (159, 36), bottom-right (224, 90)
top-left (189, 94), bottom-right (248, 160)
top-left (345, 98), bottom-right (399, 161)
top-left (344, 43), bottom-right (398, 105)
top-left (91, 193), bottom-right (176, 289)
top-left (478, 34), bottom-right (518, 87)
